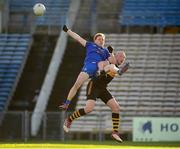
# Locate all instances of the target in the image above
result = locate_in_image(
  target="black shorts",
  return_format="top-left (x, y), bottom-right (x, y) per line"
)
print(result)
top-left (86, 80), bottom-right (113, 104)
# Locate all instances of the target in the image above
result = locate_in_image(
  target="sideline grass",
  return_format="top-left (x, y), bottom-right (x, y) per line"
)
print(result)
top-left (0, 141), bottom-right (180, 149)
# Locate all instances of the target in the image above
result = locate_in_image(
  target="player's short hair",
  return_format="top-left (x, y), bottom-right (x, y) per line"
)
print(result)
top-left (93, 33), bottom-right (105, 41)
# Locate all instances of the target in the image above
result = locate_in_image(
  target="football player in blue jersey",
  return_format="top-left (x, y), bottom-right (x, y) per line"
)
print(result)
top-left (59, 25), bottom-right (117, 110)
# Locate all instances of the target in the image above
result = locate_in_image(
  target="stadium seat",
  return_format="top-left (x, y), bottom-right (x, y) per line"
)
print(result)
top-left (9, 0), bottom-right (70, 27)
top-left (119, 0), bottom-right (180, 27)
top-left (0, 34), bottom-right (32, 111)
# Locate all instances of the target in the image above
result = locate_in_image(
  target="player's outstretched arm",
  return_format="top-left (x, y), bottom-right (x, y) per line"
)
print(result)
top-left (117, 62), bottom-right (130, 75)
top-left (104, 62), bottom-right (129, 76)
top-left (63, 25), bottom-right (87, 47)
top-left (104, 64), bottom-right (119, 74)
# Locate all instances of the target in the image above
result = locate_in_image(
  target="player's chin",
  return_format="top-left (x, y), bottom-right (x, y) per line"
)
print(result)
top-left (117, 60), bottom-right (123, 66)
top-left (97, 42), bottom-right (104, 47)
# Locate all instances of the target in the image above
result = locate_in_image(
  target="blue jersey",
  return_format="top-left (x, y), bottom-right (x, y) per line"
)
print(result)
top-left (81, 41), bottom-right (110, 77)
top-left (84, 41), bottom-right (110, 63)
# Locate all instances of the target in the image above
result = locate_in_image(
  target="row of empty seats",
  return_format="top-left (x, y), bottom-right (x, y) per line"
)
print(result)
top-left (70, 34), bottom-right (180, 133)
top-left (9, 0), bottom-right (70, 26)
top-left (119, 0), bottom-right (180, 26)
top-left (0, 34), bottom-right (32, 111)
top-left (34, 0), bottom-right (70, 26)
top-left (9, 0), bottom-right (34, 12)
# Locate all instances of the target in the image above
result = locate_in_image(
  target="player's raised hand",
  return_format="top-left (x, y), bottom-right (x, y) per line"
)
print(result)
top-left (107, 45), bottom-right (114, 53)
top-left (63, 25), bottom-right (69, 32)
top-left (59, 103), bottom-right (69, 110)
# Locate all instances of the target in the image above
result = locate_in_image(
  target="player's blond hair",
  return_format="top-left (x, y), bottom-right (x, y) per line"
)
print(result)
top-left (93, 33), bottom-right (105, 41)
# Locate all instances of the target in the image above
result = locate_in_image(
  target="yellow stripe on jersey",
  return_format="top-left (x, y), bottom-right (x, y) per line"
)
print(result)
top-left (112, 118), bottom-right (119, 121)
top-left (77, 110), bottom-right (81, 117)
top-left (75, 112), bottom-right (79, 118)
top-left (87, 81), bottom-right (93, 95)
top-left (107, 71), bottom-right (116, 77)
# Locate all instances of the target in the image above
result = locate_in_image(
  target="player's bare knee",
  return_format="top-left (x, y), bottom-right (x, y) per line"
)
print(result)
top-left (112, 104), bottom-right (120, 113)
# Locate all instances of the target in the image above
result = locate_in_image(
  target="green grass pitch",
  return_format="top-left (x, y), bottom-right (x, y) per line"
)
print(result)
top-left (0, 141), bottom-right (180, 149)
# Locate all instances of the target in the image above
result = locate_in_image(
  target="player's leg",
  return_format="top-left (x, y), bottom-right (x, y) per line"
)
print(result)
top-left (106, 98), bottom-right (122, 143)
top-left (63, 108), bottom-right (86, 133)
top-left (106, 98), bottom-right (120, 133)
top-left (67, 72), bottom-right (89, 100)
top-left (59, 72), bottom-right (89, 110)
top-left (84, 99), bottom-right (96, 113)
top-left (59, 63), bottom-right (98, 110)
top-left (106, 97), bottom-right (120, 113)
top-left (63, 100), bottom-right (96, 132)
top-left (100, 89), bottom-right (122, 143)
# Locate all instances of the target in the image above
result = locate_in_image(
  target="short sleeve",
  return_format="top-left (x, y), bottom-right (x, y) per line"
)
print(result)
top-left (106, 49), bottom-right (110, 58)
top-left (85, 41), bottom-right (93, 49)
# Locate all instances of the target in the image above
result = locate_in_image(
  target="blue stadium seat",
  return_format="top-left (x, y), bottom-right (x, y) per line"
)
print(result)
top-left (0, 59), bottom-right (11, 64)
top-left (1, 73), bottom-right (17, 78)
top-left (0, 92), bottom-right (9, 98)
top-left (119, 0), bottom-right (180, 26)
top-left (9, 0), bottom-right (70, 26)
top-left (0, 34), bottom-right (32, 111)
top-left (10, 0), bottom-right (34, 12)
top-left (35, 0), bottom-right (70, 26)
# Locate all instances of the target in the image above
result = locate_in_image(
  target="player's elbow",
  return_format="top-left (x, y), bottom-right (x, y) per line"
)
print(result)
top-left (77, 38), bottom-right (86, 47)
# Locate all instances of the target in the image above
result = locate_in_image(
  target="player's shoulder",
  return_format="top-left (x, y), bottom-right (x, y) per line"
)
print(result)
top-left (86, 41), bottom-right (93, 45)
top-left (86, 41), bottom-right (94, 47)
top-left (86, 41), bottom-right (100, 50)
top-left (103, 47), bottom-right (108, 51)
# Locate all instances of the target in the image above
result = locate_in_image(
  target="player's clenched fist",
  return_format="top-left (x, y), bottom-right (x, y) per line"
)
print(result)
top-left (63, 25), bottom-right (68, 32)
top-left (59, 103), bottom-right (69, 110)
